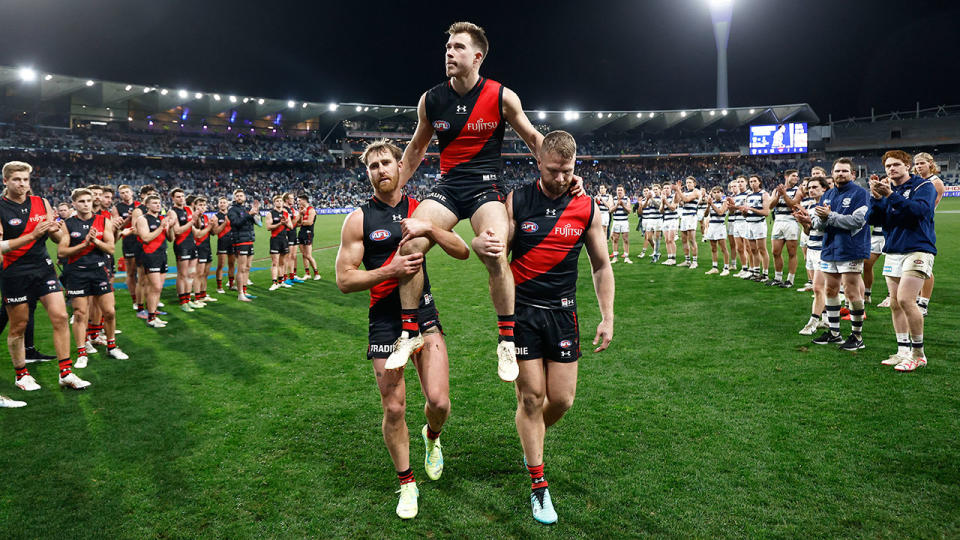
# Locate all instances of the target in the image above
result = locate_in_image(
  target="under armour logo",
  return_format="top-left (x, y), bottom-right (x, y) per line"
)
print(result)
top-left (456, 105), bottom-right (467, 114)
top-left (392, 214), bottom-right (403, 222)
top-left (546, 209), bottom-right (557, 216)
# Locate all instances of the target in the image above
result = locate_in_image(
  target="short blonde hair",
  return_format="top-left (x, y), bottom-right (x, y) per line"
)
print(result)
top-left (360, 139), bottom-right (402, 166)
top-left (540, 130), bottom-right (576, 161)
top-left (71, 188), bottom-right (93, 201)
top-left (2, 161), bottom-right (33, 180)
top-left (448, 21), bottom-right (489, 57)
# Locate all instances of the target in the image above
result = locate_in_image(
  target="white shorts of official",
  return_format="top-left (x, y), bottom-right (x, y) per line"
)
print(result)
top-left (771, 219), bottom-right (800, 241)
top-left (704, 223), bottom-right (727, 241)
top-left (799, 231), bottom-right (809, 247)
top-left (601, 212), bottom-right (610, 228)
top-left (870, 235), bottom-right (885, 254)
top-left (645, 218), bottom-right (662, 232)
top-left (820, 259), bottom-right (863, 274)
top-left (882, 252), bottom-right (934, 279)
top-left (679, 215), bottom-right (698, 231)
top-left (611, 220), bottom-right (630, 234)
top-left (743, 221), bottom-right (767, 240)
top-left (662, 218), bottom-right (679, 232)
top-left (805, 248), bottom-right (821, 271)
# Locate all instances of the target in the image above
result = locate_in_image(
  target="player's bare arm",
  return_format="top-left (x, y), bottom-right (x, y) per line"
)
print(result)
top-left (583, 202), bottom-right (614, 352)
top-left (399, 218), bottom-right (469, 260)
top-left (336, 210), bottom-right (424, 294)
top-left (398, 93), bottom-right (434, 187)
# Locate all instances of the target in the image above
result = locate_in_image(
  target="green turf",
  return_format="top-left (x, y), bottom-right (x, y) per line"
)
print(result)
top-left (1, 200), bottom-right (958, 538)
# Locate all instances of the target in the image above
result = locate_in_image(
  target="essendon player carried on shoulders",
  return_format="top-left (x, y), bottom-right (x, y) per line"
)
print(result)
top-left (389, 21), bottom-right (582, 381)
top-left (336, 140), bottom-right (469, 520)
top-left (58, 188), bottom-right (128, 368)
top-left (475, 131), bottom-right (613, 525)
top-left (0, 161), bottom-right (91, 392)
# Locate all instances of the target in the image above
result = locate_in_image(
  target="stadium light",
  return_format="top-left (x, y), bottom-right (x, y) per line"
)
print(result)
top-left (143, 87), bottom-right (151, 93)
top-left (681, 111), bottom-right (687, 117)
top-left (125, 84), bottom-right (133, 91)
top-left (257, 98), bottom-right (265, 105)
top-left (537, 111), bottom-right (546, 120)
top-left (710, 110), bottom-right (716, 116)
top-left (44, 74), bottom-right (53, 81)
top-left (636, 112), bottom-right (643, 118)
top-left (85, 80), bottom-right (95, 86)
top-left (329, 103), bottom-right (339, 111)
top-left (356, 105), bottom-right (362, 112)
top-left (749, 108), bottom-right (756, 114)
top-left (302, 102), bottom-right (308, 108)
top-left (178, 89), bottom-right (188, 98)
top-left (394, 107), bottom-right (399, 113)
top-left (722, 109), bottom-right (728, 115)
top-left (243, 97), bottom-right (249, 103)
top-left (18, 67), bottom-right (37, 82)
top-left (287, 100), bottom-right (296, 108)
top-left (596, 112), bottom-right (603, 119)
top-left (649, 112), bottom-right (655, 118)
top-left (195, 92), bottom-right (203, 99)
top-left (213, 94), bottom-right (221, 101)
top-left (160, 89), bottom-right (169, 95)
top-left (364, 106), bottom-right (369, 112)
top-left (708, 0), bottom-right (733, 109)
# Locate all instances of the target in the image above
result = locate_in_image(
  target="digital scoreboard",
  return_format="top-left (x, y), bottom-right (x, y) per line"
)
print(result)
top-left (749, 123), bottom-right (808, 155)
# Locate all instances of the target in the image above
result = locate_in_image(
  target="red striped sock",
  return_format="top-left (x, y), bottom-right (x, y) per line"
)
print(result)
top-left (107, 339), bottom-right (116, 350)
top-left (77, 346), bottom-right (86, 357)
top-left (58, 358), bottom-right (73, 378)
top-left (401, 309), bottom-right (419, 336)
top-left (528, 463), bottom-right (548, 490)
top-left (498, 314), bottom-right (516, 343)
top-left (426, 426), bottom-right (441, 440)
top-left (397, 468), bottom-right (415, 486)
top-left (15, 366), bottom-right (30, 380)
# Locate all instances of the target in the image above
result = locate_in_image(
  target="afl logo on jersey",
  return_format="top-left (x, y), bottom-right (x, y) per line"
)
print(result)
top-left (559, 339), bottom-right (573, 350)
top-left (369, 229), bottom-right (391, 241)
top-left (433, 120), bottom-right (450, 132)
top-left (520, 221), bottom-right (539, 233)
top-left (8, 218), bottom-right (22, 226)
top-left (70, 231), bottom-right (82, 238)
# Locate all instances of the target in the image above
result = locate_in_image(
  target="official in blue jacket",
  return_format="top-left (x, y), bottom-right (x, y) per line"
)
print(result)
top-left (866, 149), bottom-right (936, 372)
top-left (808, 157), bottom-right (870, 351)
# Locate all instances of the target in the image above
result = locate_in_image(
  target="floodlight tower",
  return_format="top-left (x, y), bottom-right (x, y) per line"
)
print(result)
top-left (708, 0), bottom-right (733, 109)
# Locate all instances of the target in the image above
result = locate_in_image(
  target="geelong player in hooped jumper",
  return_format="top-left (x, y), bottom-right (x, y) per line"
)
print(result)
top-left (1, 161), bottom-right (91, 393)
top-left (388, 21), bottom-right (582, 381)
top-left (482, 131), bottom-right (613, 525)
top-left (336, 140), bottom-right (469, 520)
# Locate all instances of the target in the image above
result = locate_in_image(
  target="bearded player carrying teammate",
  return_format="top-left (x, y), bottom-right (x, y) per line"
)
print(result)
top-left (58, 188), bottom-right (128, 367)
top-left (336, 140), bottom-right (469, 520)
top-left (481, 131), bottom-right (613, 525)
top-left (1, 161), bottom-right (91, 391)
top-left (387, 22), bottom-right (582, 381)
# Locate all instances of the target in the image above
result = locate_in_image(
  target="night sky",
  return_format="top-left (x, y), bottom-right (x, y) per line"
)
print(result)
top-left (3, 0), bottom-right (958, 120)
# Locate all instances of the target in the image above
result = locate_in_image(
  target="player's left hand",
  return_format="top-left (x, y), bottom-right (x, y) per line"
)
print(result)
top-left (569, 175), bottom-right (585, 197)
top-left (814, 204), bottom-right (831, 219)
top-left (593, 319), bottom-right (612, 353)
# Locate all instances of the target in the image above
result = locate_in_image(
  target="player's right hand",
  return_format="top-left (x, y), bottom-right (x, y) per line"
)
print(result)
top-left (31, 219), bottom-right (57, 239)
top-left (593, 319), bottom-right (613, 353)
top-left (388, 252), bottom-right (423, 276)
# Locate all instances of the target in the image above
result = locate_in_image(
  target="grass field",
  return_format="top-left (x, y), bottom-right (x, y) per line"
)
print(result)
top-left (1, 199), bottom-right (958, 538)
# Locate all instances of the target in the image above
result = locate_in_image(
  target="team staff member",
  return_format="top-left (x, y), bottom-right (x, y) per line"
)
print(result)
top-left (297, 195), bottom-right (320, 280)
top-left (58, 188), bottom-right (128, 367)
top-left (809, 158), bottom-right (870, 351)
top-left (227, 189), bottom-right (261, 301)
top-left (0, 161), bottom-right (91, 391)
top-left (213, 197), bottom-right (236, 293)
top-left (868, 150), bottom-right (937, 372)
top-left (336, 140), bottom-right (469, 520)
top-left (135, 195), bottom-right (175, 327)
top-left (485, 131), bottom-right (613, 525)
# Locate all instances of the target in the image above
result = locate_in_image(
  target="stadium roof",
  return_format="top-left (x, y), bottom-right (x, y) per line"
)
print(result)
top-left (0, 65), bottom-right (820, 134)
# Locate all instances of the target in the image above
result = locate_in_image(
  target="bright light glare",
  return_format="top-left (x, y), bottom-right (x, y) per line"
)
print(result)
top-left (257, 98), bottom-right (265, 105)
top-left (709, 0), bottom-right (733, 8)
top-left (537, 111), bottom-right (546, 120)
top-left (85, 80), bottom-right (95, 87)
top-left (287, 100), bottom-right (296, 108)
top-left (680, 111), bottom-right (687, 117)
top-left (229, 95), bottom-right (237, 103)
top-left (329, 103), bottom-right (339, 111)
top-left (213, 94), bottom-right (221, 101)
top-left (195, 92), bottom-right (203, 99)
top-left (355, 105), bottom-right (362, 112)
top-left (596, 112), bottom-right (603, 119)
top-left (18, 68), bottom-right (37, 82)
top-left (160, 89), bottom-right (169, 95)
top-left (178, 89), bottom-right (188, 98)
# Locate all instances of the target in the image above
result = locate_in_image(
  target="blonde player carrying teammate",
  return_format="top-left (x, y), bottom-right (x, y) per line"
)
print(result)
top-left (659, 183), bottom-right (680, 265)
top-left (676, 176), bottom-right (701, 268)
top-left (703, 186), bottom-right (730, 275)
top-left (609, 185), bottom-right (632, 264)
top-left (912, 152), bottom-right (944, 316)
top-left (296, 195), bottom-right (321, 280)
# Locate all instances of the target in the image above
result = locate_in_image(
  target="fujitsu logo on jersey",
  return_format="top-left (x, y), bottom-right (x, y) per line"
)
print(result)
top-left (553, 223), bottom-right (584, 238)
top-left (465, 117), bottom-right (498, 132)
top-left (29, 214), bottom-right (45, 223)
